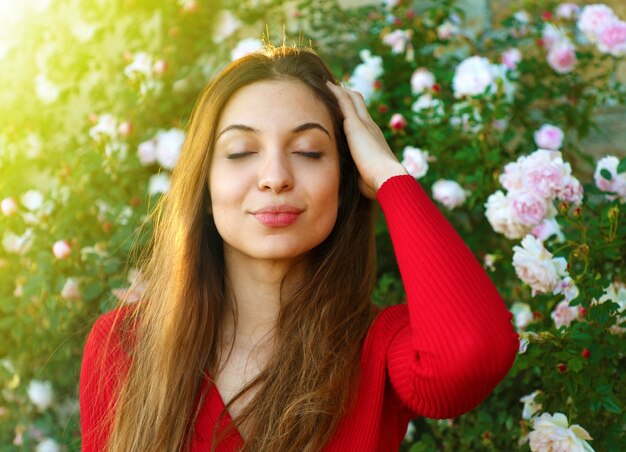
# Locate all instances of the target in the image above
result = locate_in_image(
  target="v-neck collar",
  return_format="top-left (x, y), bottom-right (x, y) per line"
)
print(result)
top-left (197, 374), bottom-right (245, 449)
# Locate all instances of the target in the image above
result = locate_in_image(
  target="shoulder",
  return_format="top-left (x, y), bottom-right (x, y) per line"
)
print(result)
top-left (81, 305), bottom-right (136, 378)
top-left (84, 305), bottom-right (135, 349)
top-left (362, 303), bottom-right (409, 359)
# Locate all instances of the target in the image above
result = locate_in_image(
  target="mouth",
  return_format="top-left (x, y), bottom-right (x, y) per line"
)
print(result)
top-left (251, 205), bottom-right (303, 227)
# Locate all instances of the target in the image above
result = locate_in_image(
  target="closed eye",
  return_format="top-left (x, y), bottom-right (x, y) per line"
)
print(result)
top-left (295, 151), bottom-right (322, 159)
top-left (226, 151), bottom-right (255, 159)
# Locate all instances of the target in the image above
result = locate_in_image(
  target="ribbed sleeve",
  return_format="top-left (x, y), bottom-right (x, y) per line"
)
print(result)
top-left (376, 175), bottom-right (519, 419)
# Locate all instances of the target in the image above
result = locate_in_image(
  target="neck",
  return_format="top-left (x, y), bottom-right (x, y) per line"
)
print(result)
top-left (221, 247), bottom-right (304, 350)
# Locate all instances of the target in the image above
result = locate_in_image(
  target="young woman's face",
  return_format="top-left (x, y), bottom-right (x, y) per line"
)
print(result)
top-left (209, 79), bottom-right (341, 266)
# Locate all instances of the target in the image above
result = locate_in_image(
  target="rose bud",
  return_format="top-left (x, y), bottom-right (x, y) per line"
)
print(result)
top-left (389, 113), bottom-right (407, 131)
top-left (52, 240), bottom-right (71, 259)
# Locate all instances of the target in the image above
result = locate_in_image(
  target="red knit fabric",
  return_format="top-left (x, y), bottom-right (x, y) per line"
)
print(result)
top-left (79, 175), bottom-right (519, 451)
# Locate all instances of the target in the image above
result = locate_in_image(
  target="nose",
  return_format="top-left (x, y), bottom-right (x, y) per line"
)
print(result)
top-left (257, 150), bottom-right (294, 194)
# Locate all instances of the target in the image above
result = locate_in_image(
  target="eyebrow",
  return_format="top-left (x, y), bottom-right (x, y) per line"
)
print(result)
top-left (215, 122), bottom-right (331, 141)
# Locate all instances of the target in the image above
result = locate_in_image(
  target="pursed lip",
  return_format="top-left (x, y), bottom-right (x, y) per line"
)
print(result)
top-left (250, 205), bottom-right (304, 227)
top-left (251, 205), bottom-right (304, 215)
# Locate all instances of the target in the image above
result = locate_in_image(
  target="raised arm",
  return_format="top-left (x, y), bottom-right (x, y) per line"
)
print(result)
top-left (377, 174), bottom-right (518, 418)
top-left (325, 80), bottom-right (518, 418)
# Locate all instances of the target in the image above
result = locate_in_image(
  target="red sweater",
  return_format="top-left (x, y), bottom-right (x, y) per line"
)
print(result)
top-left (79, 175), bottom-right (519, 451)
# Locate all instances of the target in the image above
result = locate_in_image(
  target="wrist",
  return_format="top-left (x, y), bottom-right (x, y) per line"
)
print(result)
top-left (374, 163), bottom-right (409, 192)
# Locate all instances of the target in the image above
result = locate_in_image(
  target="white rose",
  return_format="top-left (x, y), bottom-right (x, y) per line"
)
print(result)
top-left (35, 74), bottom-right (60, 104)
top-left (556, 3), bottom-right (580, 20)
top-left (520, 390), bottom-right (542, 420)
top-left (412, 94), bottom-right (445, 124)
top-left (531, 217), bottom-right (565, 243)
top-left (401, 146), bottom-right (429, 179)
top-left (28, 380), bottom-right (53, 411)
top-left (485, 191), bottom-right (530, 239)
top-left (124, 52), bottom-right (153, 79)
top-left (410, 68), bottom-right (435, 95)
top-left (511, 302), bottom-right (534, 330)
top-left (382, 29), bottom-right (411, 54)
top-left (594, 155), bottom-right (626, 201)
top-left (21, 190), bottom-right (44, 211)
top-left (155, 128), bottom-right (185, 169)
top-left (432, 179), bottom-right (467, 209)
top-left (348, 50), bottom-right (384, 105)
top-left (1, 198), bottom-right (18, 216)
top-left (89, 114), bottom-right (118, 142)
top-left (553, 275), bottom-right (580, 301)
top-left (148, 173), bottom-right (171, 195)
top-left (452, 56), bottom-right (496, 98)
top-left (213, 10), bottom-right (241, 43)
top-left (437, 21), bottom-right (459, 40)
top-left (2, 229), bottom-right (35, 255)
top-left (60, 277), bottom-right (81, 301)
top-left (137, 139), bottom-right (157, 165)
top-left (230, 38), bottom-right (263, 61)
top-left (512, 234), bottom-right (569, 296)
top-left (529, 412), bottom-right (594, 452)
top-left (36, 438), bottom-right (60, 452)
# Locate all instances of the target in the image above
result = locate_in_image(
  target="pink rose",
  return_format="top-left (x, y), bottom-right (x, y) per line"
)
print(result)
top-left (597, 20), bottom-right (626, 56)
top-left (578, 4), bottom-right (617, 43)
top-left (547, 40), bottom-right (577, 74)
top-left (118, 121), bottom-right (133, 137)
top-left (551, 299), bottom-right (580, 328)
top-left (502, 48), bottom-right (522, 69)
top-left (511, 190), bottom-right (549, 226)
top-left (499, 161), bottom-right (524, 192)
top-left (531, 217), bottom-right (563, 242)
top-left (557, 177), bottom-right (584, 204)
top-left (152, 59), bottom-right (168, 75)
top-left (389, 113), bottom-right (407, 130)
top-left (52, 240), bottom-right (71, 259)
top-left (534, 124), bottom-right (564, 150)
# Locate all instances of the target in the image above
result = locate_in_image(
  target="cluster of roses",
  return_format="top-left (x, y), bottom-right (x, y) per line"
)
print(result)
top-left (485, 144), bottom-right (583, 241)
top-left (523, 3), bottom-right (626, 75)
top-left (123, 51), bottom-right (168, 96)
top-left (88, 112), bottom-right (186, 196)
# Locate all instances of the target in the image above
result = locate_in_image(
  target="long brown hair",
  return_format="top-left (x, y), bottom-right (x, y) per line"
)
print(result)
top-left (97, 44), bottom-right (380, 451)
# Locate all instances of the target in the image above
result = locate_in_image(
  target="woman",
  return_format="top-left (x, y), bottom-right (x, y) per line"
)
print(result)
top-left (79, 45), bottom-right (519, 451)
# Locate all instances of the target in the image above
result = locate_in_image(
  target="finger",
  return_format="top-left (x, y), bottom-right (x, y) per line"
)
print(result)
top-left (343, 88), bottom-right (372, 124)
top-left (325, 81), bottom-right (363, 124)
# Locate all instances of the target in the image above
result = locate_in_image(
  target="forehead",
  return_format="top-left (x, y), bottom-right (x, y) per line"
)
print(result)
top-left (216, 79), bottom-right (334, 134)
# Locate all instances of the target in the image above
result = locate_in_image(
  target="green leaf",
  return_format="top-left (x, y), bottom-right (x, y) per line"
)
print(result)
top-left (617, 157), bottom-right (626, 174)
top-left (600, 168), bottom-right (612, 180)
top-left (603, 396), bottom-right (622, 414)
top-left (595, 384), bottom-right (612, 395)
top-left (83, 280), bottom-right (104, 301)
top-left (567, 357), bottom-right (584, 372)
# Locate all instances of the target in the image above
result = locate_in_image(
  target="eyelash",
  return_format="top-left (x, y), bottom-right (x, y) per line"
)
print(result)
top-left (226, 151), bottom-right (322, 159)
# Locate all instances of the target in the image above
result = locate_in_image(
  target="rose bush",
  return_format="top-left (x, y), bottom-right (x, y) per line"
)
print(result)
top-left (0, 0), bottom-right (624, 450)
